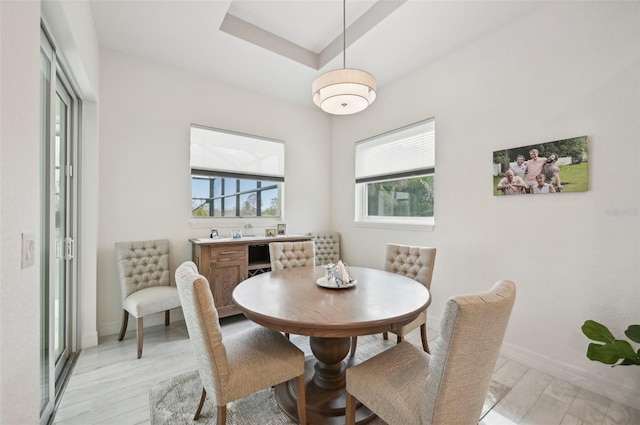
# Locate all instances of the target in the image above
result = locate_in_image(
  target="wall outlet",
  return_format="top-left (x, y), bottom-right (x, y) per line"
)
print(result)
top-left (21, 233), bottom-right (35, 269)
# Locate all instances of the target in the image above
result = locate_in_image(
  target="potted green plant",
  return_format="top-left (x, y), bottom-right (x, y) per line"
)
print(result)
top-left (582, 320), bottom-right (640, 366)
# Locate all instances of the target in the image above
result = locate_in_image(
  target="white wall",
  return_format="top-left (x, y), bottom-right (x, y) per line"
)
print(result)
top-left (332, 1), bottom-right (640, 408)
top-left (0, 2), bottom-right (42, 423)
top-left (96, 48), bottom-right (332, 336)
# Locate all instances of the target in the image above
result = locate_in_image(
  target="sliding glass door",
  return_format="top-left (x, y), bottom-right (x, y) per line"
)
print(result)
top-left (40, 27), bottom-right (79, 425)
top-left (53, 73), bottom-right (72, 379)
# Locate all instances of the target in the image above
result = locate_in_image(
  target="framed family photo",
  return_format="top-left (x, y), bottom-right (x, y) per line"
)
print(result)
top-left (493, 136), bottom-right (588, 196)
top-left (277, 223), bottom-right (286, 235)
top-left (265, 228), bottom-right (277, 237)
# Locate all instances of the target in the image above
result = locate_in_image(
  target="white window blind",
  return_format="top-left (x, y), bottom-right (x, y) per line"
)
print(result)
top-left (355, 118), bottom-right (435, 183)
top-left (190, 125), bottom-right (285, 180)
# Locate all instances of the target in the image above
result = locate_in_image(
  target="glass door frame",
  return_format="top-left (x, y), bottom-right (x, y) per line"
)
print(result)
top-left (40, 24), bottom-right (80, 425)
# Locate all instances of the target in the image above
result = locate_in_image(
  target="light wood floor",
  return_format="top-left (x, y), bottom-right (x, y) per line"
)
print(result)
top-left (52, 316), bottom-right (640, 425)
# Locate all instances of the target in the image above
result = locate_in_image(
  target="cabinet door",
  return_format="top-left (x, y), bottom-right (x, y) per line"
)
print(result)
top-left (210, 259), bottom-right (245, 317)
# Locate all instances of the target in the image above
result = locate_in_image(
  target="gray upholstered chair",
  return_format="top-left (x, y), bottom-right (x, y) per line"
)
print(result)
top-left (115, 239), bottom-right (182, 358)
top-left (309, 232), bottom-right (340, 265)
top-left (175, 261), bottom-right (307, 425)
top-left (350, 243), bottom-right (436, 357)
top-left (345, 280), bottom-right (516, 425)
top-left (269, 241), bottom-right (316, 271)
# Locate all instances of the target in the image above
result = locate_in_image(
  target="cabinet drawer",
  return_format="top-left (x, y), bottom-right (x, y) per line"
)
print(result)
top-left (210, 245), bottom-right (246, 262)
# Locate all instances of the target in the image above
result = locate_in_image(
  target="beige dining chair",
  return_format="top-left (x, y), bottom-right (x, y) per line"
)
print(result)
top-left (309, 232), bottom-right (340, 265)
top-left (175, 261), bottom-right (307, 425)
top-left (345, 280), bottom-right (516, 425)
top-left (115, 239), bottom-right (182, 359)
top-left (269, 240), bottom-right (316, 270)
top-left (350, 243), bottom-right (436, 357)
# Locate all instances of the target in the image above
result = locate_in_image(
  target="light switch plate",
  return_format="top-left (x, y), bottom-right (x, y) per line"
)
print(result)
top-left (21, 233), bottom-right (35, 269)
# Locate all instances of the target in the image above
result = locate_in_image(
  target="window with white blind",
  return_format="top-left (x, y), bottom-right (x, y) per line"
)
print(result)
top-left (190, 125), bottom-right (285, 218)
top-left (355, 118), bottom-right (435, 228)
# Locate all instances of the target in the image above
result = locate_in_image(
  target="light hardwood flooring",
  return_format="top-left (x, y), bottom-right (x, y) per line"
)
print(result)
top-left (53, 316), bottom-right (640, 425)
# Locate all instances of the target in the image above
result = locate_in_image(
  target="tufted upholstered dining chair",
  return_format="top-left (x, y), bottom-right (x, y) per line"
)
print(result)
top-left (309, 232), bottom-right (340, 265)
top-left (349, 243), bottom-right (436, 357)
top-left (175, 261), bottom-right (307, 425)
top-left (269, 241), bottom-right (316, 271)
top-left (115, 239), bottom-right (182, 359)
top-left (345, 280), bottom-right (516, 425)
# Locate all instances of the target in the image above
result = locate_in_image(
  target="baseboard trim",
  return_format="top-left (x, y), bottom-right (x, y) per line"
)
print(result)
top-left (500, 341), bottom-right (640, 410)
top-left (80, 330), bottom-right (98, 348)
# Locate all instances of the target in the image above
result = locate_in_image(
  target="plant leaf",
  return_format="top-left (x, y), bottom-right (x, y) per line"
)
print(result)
top-left (612, 340), bottom-right (639, 359)
top-left (625, 325), bottom-right (640, 343)
top-left (582, 320), bottom-right (616, 343)
top-left (587, 343), bottom-right (620, 364)
top-left (619, 358), bottom-right (640, 366)
top-left (586, 340), bottom-right (639, 365)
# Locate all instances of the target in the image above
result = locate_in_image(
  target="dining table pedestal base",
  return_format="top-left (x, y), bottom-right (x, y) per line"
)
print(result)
top-left (274, 336), bottom-right (376, 425)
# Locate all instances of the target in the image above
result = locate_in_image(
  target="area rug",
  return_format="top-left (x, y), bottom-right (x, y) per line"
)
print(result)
top-left (150, 336), bottom-right (510, 425)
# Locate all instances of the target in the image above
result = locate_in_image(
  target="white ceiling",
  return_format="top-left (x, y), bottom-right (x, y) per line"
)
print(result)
top-left (90, 0), bottom-right (542, 108)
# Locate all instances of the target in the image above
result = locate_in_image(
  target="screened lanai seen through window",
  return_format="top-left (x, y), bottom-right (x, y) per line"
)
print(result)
top-left (190, 125), bottom-right (285, 218)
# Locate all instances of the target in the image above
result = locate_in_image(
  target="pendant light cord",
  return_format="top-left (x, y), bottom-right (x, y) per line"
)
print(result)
top-left (343, 0), bottom-right (346, 69)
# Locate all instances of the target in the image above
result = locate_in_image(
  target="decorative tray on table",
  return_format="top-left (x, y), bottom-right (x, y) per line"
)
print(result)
top-left (315, 277), bottom-right (357, 289)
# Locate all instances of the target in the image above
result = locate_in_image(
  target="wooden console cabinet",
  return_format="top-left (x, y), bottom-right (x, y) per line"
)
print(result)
top-left (190, 235), bottom-right (311, 317)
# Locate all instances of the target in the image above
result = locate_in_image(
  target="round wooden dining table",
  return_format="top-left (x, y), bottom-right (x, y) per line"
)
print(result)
top-left (232, 265), bottom-right (431, 425)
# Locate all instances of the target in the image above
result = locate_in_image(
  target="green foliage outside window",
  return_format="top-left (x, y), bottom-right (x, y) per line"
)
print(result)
top-left (366, 175), bottom-right (434, 218)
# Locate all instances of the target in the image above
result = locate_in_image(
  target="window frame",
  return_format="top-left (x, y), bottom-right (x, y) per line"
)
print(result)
top-left (190, 125), bottom-right (285, 224)
top-left (354, 118), bottom-right (435, 231)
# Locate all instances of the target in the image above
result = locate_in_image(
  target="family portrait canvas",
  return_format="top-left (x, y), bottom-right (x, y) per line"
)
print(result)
top-left (493, 136), bottom-right (588, 196)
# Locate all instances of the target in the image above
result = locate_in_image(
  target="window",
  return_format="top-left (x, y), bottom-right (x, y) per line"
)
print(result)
top-left (355, 119), bottom-right (435, 228)
top-left (190, 125), bottom-right (284, 218)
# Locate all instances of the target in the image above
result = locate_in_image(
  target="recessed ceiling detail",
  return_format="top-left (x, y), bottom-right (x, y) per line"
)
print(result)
top-left (220, 0), bottom-right (406, 71)
top-left (90, 1), bottom-right (543, 106)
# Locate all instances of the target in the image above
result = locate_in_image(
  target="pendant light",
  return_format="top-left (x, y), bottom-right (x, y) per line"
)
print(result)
top-left (312, 0), bottom-right (377, 115)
